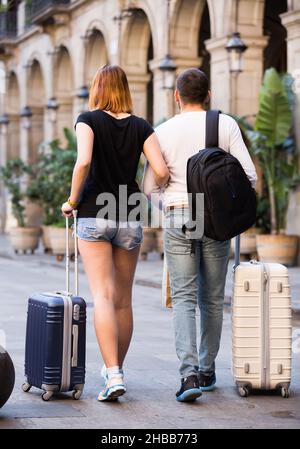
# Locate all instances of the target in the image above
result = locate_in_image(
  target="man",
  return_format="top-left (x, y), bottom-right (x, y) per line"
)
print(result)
top-left (144, 68), bottom-right (257, 402)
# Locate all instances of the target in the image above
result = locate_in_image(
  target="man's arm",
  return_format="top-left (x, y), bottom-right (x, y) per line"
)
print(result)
top-left (142, 160), bottom-right (161, 197)
top-left (228, 118), bottom-right (257, 188)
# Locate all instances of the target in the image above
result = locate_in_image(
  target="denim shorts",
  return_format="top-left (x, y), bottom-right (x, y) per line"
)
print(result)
top-left (76, 217), bottom-right (143, 250)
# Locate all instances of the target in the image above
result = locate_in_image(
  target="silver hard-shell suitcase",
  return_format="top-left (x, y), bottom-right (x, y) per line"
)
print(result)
top-left (232, 236), bottom-right (292, 398)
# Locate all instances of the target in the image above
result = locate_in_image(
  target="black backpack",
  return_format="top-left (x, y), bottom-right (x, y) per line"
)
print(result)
top-left (185, 110), bottom-right (256, 242)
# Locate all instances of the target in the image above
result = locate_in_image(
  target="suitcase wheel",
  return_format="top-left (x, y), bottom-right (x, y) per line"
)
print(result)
top-left (22, 382), bottom-right (31, 393)
top-left (238, 386), bottom-right (250, 397)
top-left (72, 389), bottom-right (82, 400)
top-left (281, 387), bottom-right (290, 399)
top-left (42, 391), bottom-right (54, 401)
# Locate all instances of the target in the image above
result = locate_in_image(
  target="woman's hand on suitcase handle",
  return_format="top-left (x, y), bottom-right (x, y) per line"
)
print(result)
top-left (61, 201), bottom-right (75, 218)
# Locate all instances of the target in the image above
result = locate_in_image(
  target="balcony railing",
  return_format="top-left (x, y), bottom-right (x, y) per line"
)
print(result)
top-left (0, 10), bottom-right (17, 40)
top-left (26, 0), bottom-right (71, 26)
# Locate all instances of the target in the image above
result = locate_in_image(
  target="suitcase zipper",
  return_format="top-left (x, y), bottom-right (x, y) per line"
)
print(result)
top-left (261, 264), bottom-right (270, 390)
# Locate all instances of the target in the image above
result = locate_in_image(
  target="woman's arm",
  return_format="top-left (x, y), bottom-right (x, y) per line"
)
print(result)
top-left (143, 133), bottom-right (169, 187)
top-left (61, 122), bottom-right (94, 217)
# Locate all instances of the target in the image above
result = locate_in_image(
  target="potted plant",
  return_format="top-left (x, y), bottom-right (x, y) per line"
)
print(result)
top-left (0, 159), bottom-right (41, 254)
top-left (230, 192), bottom-right (270, 259)
top-left (241, 68), bottom-right (300, 266)
top-left (30, 128), bottom-right (77, 259)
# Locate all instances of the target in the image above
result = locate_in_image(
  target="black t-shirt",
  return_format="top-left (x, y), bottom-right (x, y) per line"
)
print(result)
top-left (74, 109), bottom-right (154, 221)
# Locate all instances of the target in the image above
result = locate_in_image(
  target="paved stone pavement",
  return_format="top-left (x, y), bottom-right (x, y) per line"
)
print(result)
top-left (0, 234), bottom-right (299, 429)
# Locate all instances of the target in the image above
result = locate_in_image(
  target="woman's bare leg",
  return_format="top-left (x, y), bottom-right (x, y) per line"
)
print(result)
top-left (78, 239), bottom-right (118, 368)
top-left (112, 245), bottom-right (140, 368)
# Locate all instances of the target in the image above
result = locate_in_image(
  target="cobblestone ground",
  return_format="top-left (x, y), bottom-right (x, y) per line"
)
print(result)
top-left (0, 236), bottom-right (299, 429)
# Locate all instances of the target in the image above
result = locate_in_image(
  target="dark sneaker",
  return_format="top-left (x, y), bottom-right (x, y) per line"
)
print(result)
top-left (198, 372), bottom-right (216, 391)
top-left (176, 375), bottom-right (202, 402)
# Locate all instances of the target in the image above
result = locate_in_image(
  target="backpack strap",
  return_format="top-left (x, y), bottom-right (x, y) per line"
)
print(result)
top-left (205, 110), bottom-right (220, 148)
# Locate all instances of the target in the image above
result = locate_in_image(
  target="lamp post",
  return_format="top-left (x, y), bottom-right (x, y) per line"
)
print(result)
top-left (77, 85), bottom-right (89, 113)
top-left (20, 106), bottom-right (32, 129)
top-left (46, 97), bottom-right (59, 123)
top-left (159, 0), bottom-right (176, 90)
top-left (0, 113), bottom-right (9, 135)
top-left (225, 0), bottom-right (248, 115)
top-left (159, 54), bottom-right (177, 90)
top-left (226, 32), bottom-right (248, 73)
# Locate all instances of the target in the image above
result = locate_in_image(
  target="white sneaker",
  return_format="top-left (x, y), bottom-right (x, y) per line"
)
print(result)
top-left (98, 375), bottom-right (126, 402)
top-left (101, 365), bottom-right (124, 381)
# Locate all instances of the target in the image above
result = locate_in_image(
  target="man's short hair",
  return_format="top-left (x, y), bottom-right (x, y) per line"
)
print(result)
top-left (176, 68), bottom-right (209, 105)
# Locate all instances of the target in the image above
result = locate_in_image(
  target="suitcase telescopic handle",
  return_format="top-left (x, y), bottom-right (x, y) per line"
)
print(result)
top-left (234, 235), bottom-right (240, 270)
top-left (65, 210), bottom-right (79, 295)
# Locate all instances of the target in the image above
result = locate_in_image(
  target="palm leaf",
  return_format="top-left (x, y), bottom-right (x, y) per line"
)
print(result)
top-left (256, 87), bottom-right (292, 147)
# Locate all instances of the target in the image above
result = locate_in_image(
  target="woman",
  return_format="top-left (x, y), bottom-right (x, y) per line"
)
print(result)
top-left (61, 65), bottom-right (169, 401)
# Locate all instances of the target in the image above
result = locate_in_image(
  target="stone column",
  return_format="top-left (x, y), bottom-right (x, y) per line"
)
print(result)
top-left (0, 123), bottom-right (8, 233)
top-left (7, 115), bottom-right (21, 160)
top-left (205, 34), bottom-right (267, 196)
top-left (150, 57), bottom-right (202, 125)
top-left (17, 109), bottom-right (43, 228)
top-left (19, 116), bottom-right (30, 163)
top-left (205, 37), bottom-right (231, 113)
top-left (43, 107), bottom-right (57, 142)
top-left (127, 73), bottom-right (151, 120)
top-left (149, 59), bottom-right (174, 125)
top-left (205, 35), bottom-right (267, 116)
top-left (29, 106), bottom-right (44, 164)
top-left (56, 97), bottom-right (73, 146)
top-left (281, 8), bottom-right (300, 261)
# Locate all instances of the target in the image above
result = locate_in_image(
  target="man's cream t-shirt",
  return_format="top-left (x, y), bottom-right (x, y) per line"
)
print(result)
top-left (143, 111), bottom-right (257, 207)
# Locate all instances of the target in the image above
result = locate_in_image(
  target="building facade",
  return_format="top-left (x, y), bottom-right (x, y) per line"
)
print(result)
top-left (0, 0), bottom-right (299, 236)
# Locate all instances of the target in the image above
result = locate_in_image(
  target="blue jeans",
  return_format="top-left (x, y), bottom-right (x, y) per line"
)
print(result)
top-left (164, 208), bottom-right (230, 378)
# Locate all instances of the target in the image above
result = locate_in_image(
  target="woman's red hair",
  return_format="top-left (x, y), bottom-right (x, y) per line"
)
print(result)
top-left (88, 64), bottom-right (133, 113)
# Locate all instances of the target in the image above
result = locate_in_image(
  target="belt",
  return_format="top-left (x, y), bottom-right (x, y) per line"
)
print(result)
top-left (165, 204), bottom-right (189, 212)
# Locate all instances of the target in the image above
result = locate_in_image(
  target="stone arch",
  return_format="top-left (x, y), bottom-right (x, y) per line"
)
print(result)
top-left (53, 44), bottom-right (74, 143)
top-left (7, 71), bottom-right (19, 115)
top-left (6, 71), bottom-right (20, 161)
top-left (84, 29), bottom-right (109, 86)
top-left (54, 44), bottom-right (73, 99)
top-left (121, 8), bottom-right (154, 122)
top-left (27, 58), bottom-right (45, 108)
top-left (170, 0), bottom-right (211, 60)
top-left (26, 58), bottom-right (45, 164)
top-left (122, 9), bottom-right (153, 75)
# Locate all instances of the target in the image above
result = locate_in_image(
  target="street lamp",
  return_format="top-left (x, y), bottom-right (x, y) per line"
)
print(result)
top-left (0, 113), bottom-right (9, 125)
top-left (0, 113), bottom-right (9, 135)
top-left (46, 97), bottom-right (59, 123)
top-left (20, 106), bottom-right (32, 129)
top-left (159, 54), bottom-right (177, 90)
top-left (77, 85), bottom-right (89, 113)
top-left (159, 0), bottom-right (176, 90)
top-left (226, 32), bottom-right (248, 73)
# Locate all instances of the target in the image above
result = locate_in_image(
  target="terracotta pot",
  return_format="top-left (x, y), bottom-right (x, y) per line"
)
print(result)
top-left (48, 226), bottom-right (75, 260)
top-left (231, 227), bottom-right (262, 257)
top-left (9, 226), bottom-right (41, 254)
top-left (41, 225), bottom-right (52, 253)
top-left (140, 227), bottom-right (156, 260)
top-left (155, 228), bottom-right (164, 259)
top-left (256, 234), bottom-right (299, 267)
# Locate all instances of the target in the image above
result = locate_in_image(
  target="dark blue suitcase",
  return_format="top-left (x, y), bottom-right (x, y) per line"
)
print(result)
top-left (22, 212), bottom-right (86, 401)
